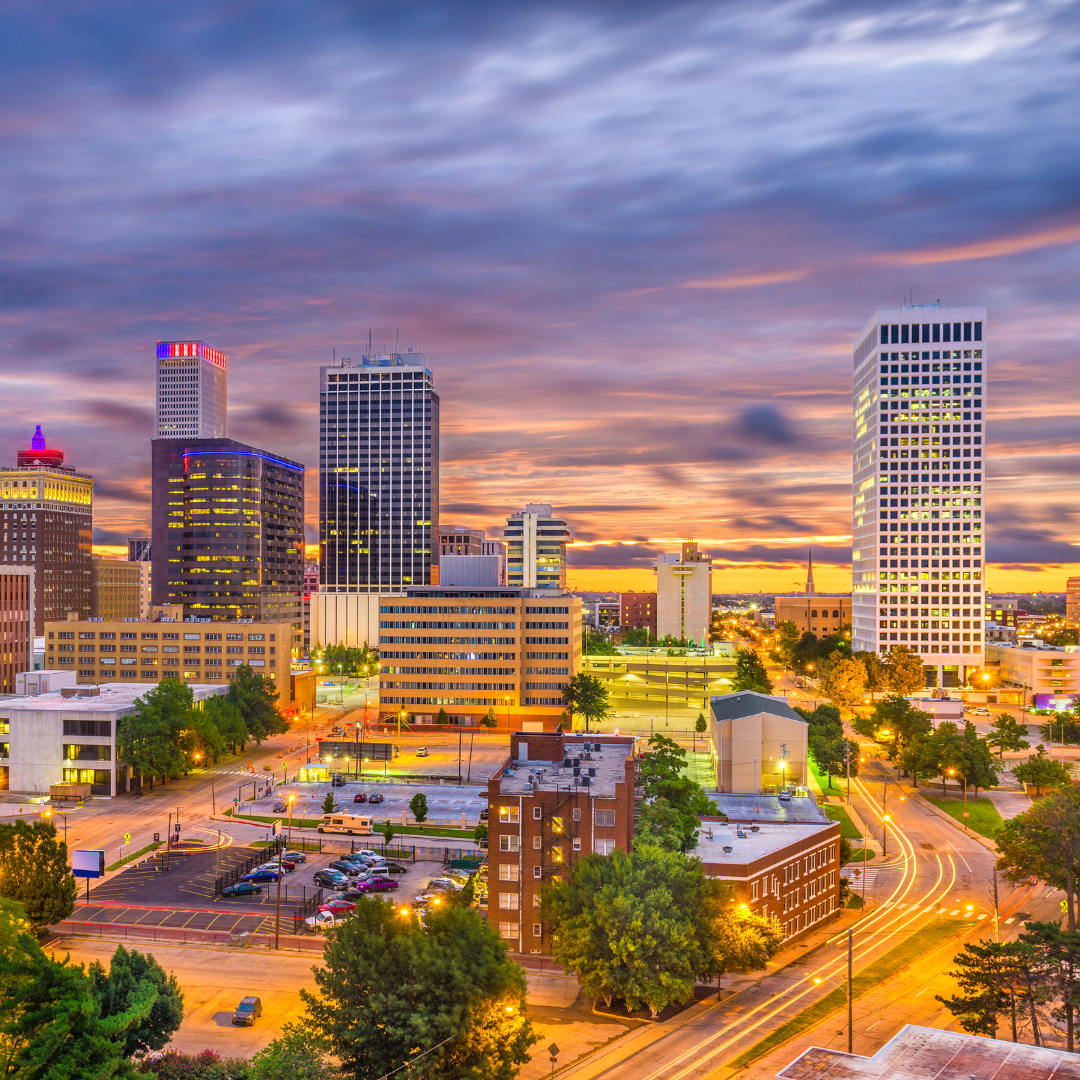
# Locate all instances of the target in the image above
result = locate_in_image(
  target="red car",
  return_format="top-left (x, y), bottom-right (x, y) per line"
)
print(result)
top-left (318, 897), bottom-right (357, 915)
top-left (353, 792), bottom-right (368, 803)
top-left (354, 875), bottom-right (399, 894)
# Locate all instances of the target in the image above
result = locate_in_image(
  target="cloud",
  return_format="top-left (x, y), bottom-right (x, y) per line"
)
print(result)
top-left (738, 405), bottom-right (795, 445)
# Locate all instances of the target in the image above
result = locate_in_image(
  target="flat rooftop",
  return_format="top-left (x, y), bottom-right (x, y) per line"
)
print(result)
top-left (498, 740), bottom-right (633, 799)
top-left (707, 793), bottom-right (829, 824)
top-left (691, 818), bottom-right (833, 866)
top-left (778, 1024), bottom-right (1080, 1079)
top-left (0, 683), bottom-right (226, 714)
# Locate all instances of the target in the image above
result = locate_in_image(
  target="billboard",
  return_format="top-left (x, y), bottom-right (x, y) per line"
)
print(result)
top-left (1034, 694), bottom-right (1074, 712)
top-left (72, 850), bottom-right (105, 879)
top-left (318, 740), bottom-right (393, 762)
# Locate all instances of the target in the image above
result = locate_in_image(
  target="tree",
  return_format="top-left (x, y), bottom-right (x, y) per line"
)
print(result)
top-left (117, 679), bottom-right (194, 788)
top-left (472, 822), bottom-right (488, 846)
top-left (0, 820), bottom-right (77, 929)
top-left (88, 944), bottom-right (184, 1058)
top-left (251, 1022), bottom-right (335, 1080)
top-left (731, 649), bottom-right (773, 694)
top-left (853, 650), bottom-right (888, 699)
top-left (622, 628), bottom-right (657, 647)
top-left (694, 711), bottom-right (707, 752)
top-left (1021, 921), bottom-right (1080, 1052)
top-left (436, 707), bottom-right (449, 726)
top-left (809, 733), bottom-right (860, 790)
top-left (955, 719), bottom-right (1001, 796)
top-left (710, 901), bottom-right (784, 988)
top-left (1012, 745), bottom-right (1074, 795)
top-left (1037, 715), bottom-right (1080, 747)
top-left (638, 733), bottom-right (686, 794)
top-left (301, 897), bottom-right (536, 1079)
top-left (986, 713), bottom-right (1031, 759)
top-left (937, 937), bottom-right (1036, 1041)
top-left (584, 632), bottom-right (619, 656)
top-left (852, 695), bottom-right (932, 776)
top-left (819, 652), bottom-right (867, 709)
top-left (188, 698), bottom-right (229, 763)
top-left (321, 792), bottom-right (336, 815)
top-left (917, 720), bottom-right (965, 795)
top-left (409, 792), bottom-right (429, 825)
top-left (634, 798), bottom-right (685, 852)
top-left (480, 708), bottom-right (498, 730)
top-left (882, 645), bottom-right (926, 694)
top-left (561, 673), bottom-right (611, 733)
top-left (227, 665), bottom-right (289, 744)
top-left (771, 621), bottom-right (801, 667)
top-left (379, 820), bottom-right (396, 849)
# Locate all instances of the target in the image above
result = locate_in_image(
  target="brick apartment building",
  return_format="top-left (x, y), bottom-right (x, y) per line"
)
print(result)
top-left (486, 730), bottom-right (637, 954)
top-left (620, 591), bottom-right (656, 637)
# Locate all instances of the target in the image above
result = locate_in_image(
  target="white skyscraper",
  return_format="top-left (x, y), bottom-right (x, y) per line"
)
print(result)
top-left (852, 307), bottom-right (986, 691)
top-left (155, 340), bottom-right (227, 438)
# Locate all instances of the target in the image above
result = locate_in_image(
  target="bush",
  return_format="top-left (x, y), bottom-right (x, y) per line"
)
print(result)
top-left (139, 1050), bottom-right (252, 1080)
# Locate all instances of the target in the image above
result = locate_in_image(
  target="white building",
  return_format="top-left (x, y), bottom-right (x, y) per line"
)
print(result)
top-left (438, 554), bottom-right (505, 587)
top-left (155, 340), bottom-right (227, 438)
top-left (1, 682), bottom-right (227, 797)
top-left (503, 504), bottom-right (572, 590)
top-left (852, 307), bottom-right (986, 690)
top-left (655, 542), bottom-right (712, 644)
top-left (987, 642), bottom-right (1080, 698)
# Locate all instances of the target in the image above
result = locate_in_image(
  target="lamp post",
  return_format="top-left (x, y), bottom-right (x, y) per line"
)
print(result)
top-left (948, 768), bottom-right (969, 827)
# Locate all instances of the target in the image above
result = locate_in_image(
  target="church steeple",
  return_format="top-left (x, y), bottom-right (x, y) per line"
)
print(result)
top-left (805, 548), bottom-right (815, 595)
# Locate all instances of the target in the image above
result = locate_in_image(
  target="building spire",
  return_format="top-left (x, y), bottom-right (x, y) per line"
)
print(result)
top-left (31, 425), bottom-right (45, 450)
top-left (805, 548), bottom-right (815, 595)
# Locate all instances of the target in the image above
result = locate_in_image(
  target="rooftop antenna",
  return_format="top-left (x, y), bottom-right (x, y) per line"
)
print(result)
top-left (368, 329), bottom-right (372, 357)
top-left (395, 326), bottom-right (399, 353)
top-left (333, 348), bottom-right (336, 365)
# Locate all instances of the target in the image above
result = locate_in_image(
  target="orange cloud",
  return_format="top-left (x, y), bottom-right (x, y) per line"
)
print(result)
top-left (877, 221), bottom-right (1080, 266)
top-left (679, 268), bottom-right (810, 290)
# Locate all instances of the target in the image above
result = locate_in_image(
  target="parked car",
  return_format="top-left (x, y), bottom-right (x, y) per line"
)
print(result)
top-left (240, 868), bottom-right (280, 883)
top-left (331, 775), bottom-right (348, 787)
top-left (426, 878), bottom-right (463, 893)
top-left (272, 802), bottom-right (287, 813)
top-left (318, 897), bottom-right (357, 914)
top-left (380, 862), bottom-right (409, 875)
top-left (305, 910), bottom-right (351, 933)
top-left (415, 747), bottom-right (430, 758)
top-left (257, 858), bottom-right (295, 872)
top-left (353, 875), bottom-right (399, 894)
top-left (281, 850), bottom-right (308, 863)
top-left (353, 792), bottom-right (368, 803)
top-left (233, 996), bottom-right (263, 1025)
top-left (478, 808), bottom-right (489, 821)
top-left (328, 860), bottom-right (362, 877)
top-left (221, 881), bottom-right (262, 897)
top-left (778, 790), bottom-right (792, 802)
top-left (368, 792), bottom-right (385, 805)
top-left (412, 892), bottom-right (445, 908)
top-left (443, 869), bottom-right (473, 883)
top-left (313, 869), bottom-right (350, 889)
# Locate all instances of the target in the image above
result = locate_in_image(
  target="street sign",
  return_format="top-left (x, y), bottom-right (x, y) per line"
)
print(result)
top-left (123, 833), bottom-right (131, 844)
top-left (963, 812), bottom-right (969, 818)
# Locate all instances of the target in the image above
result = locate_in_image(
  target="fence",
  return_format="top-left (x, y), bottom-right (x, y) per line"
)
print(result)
top-left (213, 850), bottom-right (265, 897)
top-left (291, 888), bottom-right (325, 934)
top-left (50, 919), bottom-right (325, 953)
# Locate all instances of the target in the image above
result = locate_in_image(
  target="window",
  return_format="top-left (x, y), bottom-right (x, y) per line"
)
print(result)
top-left (498, 893), bottom-right (519, 910)
top-left (532, 806), bottom-right (541, 820)
top-left (572, 807), bottom-right (581, 822)
top-left (498, 922), bottom-right (519, 939)
top-left (498, 806), bottom-right (519, 824)
top-left (498, 863), bottom-right (519, 881)
top-left (532, 835), bottom-right (541, 849)
top-left (595, 809), bottom-right (616, 827)
top-left (572, 838), bottom-right (581, 851)
top-left (532, 923), bottom-right (542, 937)
top-left (498, 835), bottom-right (519, 852)
top-left (533, 865), bottom-right (542, 879)
top-left (752, 880), bottom-right (759, 900)
top-left (595, 839), bottom-right (615, 855)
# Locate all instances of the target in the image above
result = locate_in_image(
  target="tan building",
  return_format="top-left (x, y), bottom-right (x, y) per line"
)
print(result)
top-left (773, 594), bottom-right (852, 636)
top-left (655, 542), bottom-right (712, 644)
top-left (45, 605), bottom-right (295, 689)
top-left (709, 691), bottom-right (809, 794)
top-left (91, 556), bottom-right (142, 621)
top-left (987, 642), bottom-right (1080, 698)
top-left (487, 730), bottom-right (637, 955)
top-left (378, 587), bottom-right (582, 729)
top-left (1068, 577), bottom-right (1080, 629)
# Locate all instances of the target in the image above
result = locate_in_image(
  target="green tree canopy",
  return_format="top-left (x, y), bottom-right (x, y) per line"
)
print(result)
top-left (0, 820), bottom-right (77, 930)
top-left (1012, 745), bottom-right (1074, 795)
top-left (916, 720), bottom-right (965, 795)
top-left (321, 792), bottom-right (336, 815)
top-left (809, 732), bottom-right (860, 790)
top-left (695, 712), bottom-right (708, 735)
top-left (561, 673), bottom-right (611, 733)
top-left (300, 897), bottom-right (536, 1079)
top-left (117, 679), bottom-right (195, 788)
top-left (638, 733), bottom-right (686, 794)
top-left (227, 665), bottom-right (289, 744)
top-left (436, 707), bottom-right (449, 726)
top-left (311, 642), bottom-right (379, 676)
top-left (852, 695), bottom-right (933, 777)
top-left (853, 650), bottom-right (888, 698)
top-left (251, 1023), bottom-right (336, 1080)
top-left (987, 713), bottom-right (1031, 758)
top-left (936, 936), bottom-right (1037, 1042)
top-left (480, 708), bottom-right (498, 729)
top-left (955, 719), bottom-right (1001, 796)
top-left (819, 652), bottom-right (868, 709)
top-left (584, 631), bottom-right (619, 655)
top-left (731, 649), bottom-right (773, 694)
top-left (622, 628), bottom-right (658, 647)
top-left (409, 792), bottom-right (429, 825)
top-left (1037, 715), bottom-right (1080, 747)
top-left (882, 645), bottom-right (926, 694)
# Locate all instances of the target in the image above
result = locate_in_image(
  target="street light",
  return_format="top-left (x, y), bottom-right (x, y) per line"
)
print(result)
top-left (947, 768), bottom-right (969, 825)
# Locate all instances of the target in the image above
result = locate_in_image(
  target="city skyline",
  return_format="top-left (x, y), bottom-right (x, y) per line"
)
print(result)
top-left (3, 3), bottom-right (1078, 594)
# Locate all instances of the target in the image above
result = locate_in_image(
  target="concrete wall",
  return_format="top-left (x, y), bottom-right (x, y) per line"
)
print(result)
top-left (711, 709), bottom-right (808, 794)
top-left (311, 592), bottom-right (384, 650)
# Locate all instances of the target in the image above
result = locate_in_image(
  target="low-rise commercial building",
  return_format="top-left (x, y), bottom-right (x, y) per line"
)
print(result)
top-left (620, 591), bottom-right (656, 637)
top-left (0, 681), bottom-right (227, 796)
top-left (487, 730), bottom-right (637, 955)
top-left (709, 691), bottom-right (809, 794)
top-left (692, 817), bottom-right (841, 941)
top-left (987, 641), bottom-right (1080, 698)
top-left (773, 594), bottom-right (852, 636)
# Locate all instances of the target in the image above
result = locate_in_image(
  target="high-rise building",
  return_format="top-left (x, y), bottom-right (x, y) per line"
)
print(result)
top-left (127, 537), bottom-right (151, 562)
top-left (1, 427), bottom-right (92, 634)
top-left (150, 438), bottom-right (304, 649)
top-left (155, 340), bottom-right (227, 439)
top-left (303, 562), bottom-right (319, 652)
top-left (852, 307), bottom-right (986, 689)
top-left (0, 566), bottom-right (33, 694)
top-left (319, 352), bottom-right (438, 595)
top-left (1067, 578), bottom-right (1080, 629)
top-left (655, 541), bottom-right (712, 644)
top-left (90, 556), bottom-right (141, 620)
top-left (503, 504), bottom-right (572, 590)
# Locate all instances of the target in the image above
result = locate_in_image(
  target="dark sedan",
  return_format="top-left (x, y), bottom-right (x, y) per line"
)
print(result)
top-left (380, 862), bottom-right (409, 875)
top-left (328, 860), bottom-right (362, 877)
top-left (367, 792), bottom-right (385, 805)
top-left (221, 881), bottom-right (262, 897)
top-left (313, 869), bottom-right (350, 889)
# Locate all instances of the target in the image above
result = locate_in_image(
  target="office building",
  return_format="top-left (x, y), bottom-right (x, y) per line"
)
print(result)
top-left (378, 587), bottom-right (582, 726)
top-left (439, 526), bottom-right (485, 556)
top-left (0, 566), bottom-right (33, 694)
top-left (620, 591), bottom-right (656, 638)
top-left (692, 818), bottom-right (841, 942)
top-left (488, 730), bottom-right (637, 954)
top-left (155, 340), bottom-right (227, 439)
top-left (0, 681), bottom-right (228, 797)
top-left (852, 307), bottom-right (986, 689)
top-left (90, 556), bottom-right (141, 621)
top-left (986, 642), bottom-right (1080, 699)
top-left (655, 542), bottom-right (712, 644)
top-left (150, 438), bottom-right (304, 642)
top-left (1067, 578), bottom-right (1080, 629)
top-left (45, 605), bottom-right (295, 685)
top-left (708, 691), bottom-right (809, 794)
top-left (303, 562), bottom-right (319, 652)
top-left (319, 352), bottom-right (438, 595)
top-left (1, 427), bottom-right (92, 633)
top-left (438, 555), bottom-right (506, 587)
top-left (582, 598), bottom-right (620, 630)
top-left (503, 505), bottom-right (572, 590)
top-left (127, 537), bottom-right (151, 562)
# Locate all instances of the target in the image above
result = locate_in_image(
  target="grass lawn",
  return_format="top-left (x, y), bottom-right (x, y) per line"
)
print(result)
top-left (843, 848), bottom-right (875, 863)
top-left (821, 804), bottom-right (863, 840)
top-left (105, 841), bottom-right (163, 872)
top-left (808, 758), bottom-right (853, 800)
top-left (922, 795), bottom-right (1003, 839)
top-left (728, 918), bottom-right (966, 1069)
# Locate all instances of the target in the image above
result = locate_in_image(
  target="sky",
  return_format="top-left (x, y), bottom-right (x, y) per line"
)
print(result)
top-left (2, 0), bottom-right (1078, 595)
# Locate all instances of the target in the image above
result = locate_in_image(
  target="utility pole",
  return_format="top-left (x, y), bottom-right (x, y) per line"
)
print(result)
top-left (847, 928), bottom-right (854, 1053)
top-left (458, 725), bottom-right (463, 785)
top-left (992, 867), bottom-right (1000, 944)
top-left (165, 812), bottom-right (172, 871)
top-left (845, 740), bottom-right (851, 805)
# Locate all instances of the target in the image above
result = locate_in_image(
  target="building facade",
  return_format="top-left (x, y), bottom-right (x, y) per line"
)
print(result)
top-left (1067, 578), bottom-right (1080, 629)
top-left (439, 526), bottom-right (484, 556)
top-left (319, 352), bottom-right (438, 595)
top-left (655, 542), bottom-right (712, 644)
top-left (150, 438), bottom-right (304, 641)
top-left (127, 537), bottom-right (151, 562)
top-left (709, 691), bottom-right (809, 794)
top-left (438, 555), bottom-right (506, 587)
top-left (378, 587), bottom-right (582, 726)
top-left (303, 562), bottom-right (319, 652)
top-left (503, 505), bottom-right (572, 590)
top-left (852, 307), bottom-right (986, 689)
top-left (155, 340), bottom-right (227, 439)
top-left (0, 566), bottom-right (33, 694)
top-left (773, 595), bottom-right (852, 637)
top-left (987, 642), bottom-right (1080, 698)
top-left (91, 556), bottom-right (142, 621)
top-left (1, 427), bottom-right (92, 634)
top-left (44, 605), bottom-right (295, 685)
top-left (620, 591), bottom-right (657, 637)
top-left (487, 730), bottom-right (637, 954)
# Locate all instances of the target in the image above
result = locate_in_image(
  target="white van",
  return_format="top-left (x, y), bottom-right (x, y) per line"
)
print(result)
top-left (318, 814), bottom-right (373, 836)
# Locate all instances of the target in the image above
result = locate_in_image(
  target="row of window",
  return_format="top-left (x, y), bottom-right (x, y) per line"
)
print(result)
top-left (497, 805), bottom-right (616, 826)
top-left (879, 322), bottom-right (982, 344)
top-left (55, 645), bottom-right (267, 654)
top-left (53, 631), bottom-right (270, 642)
